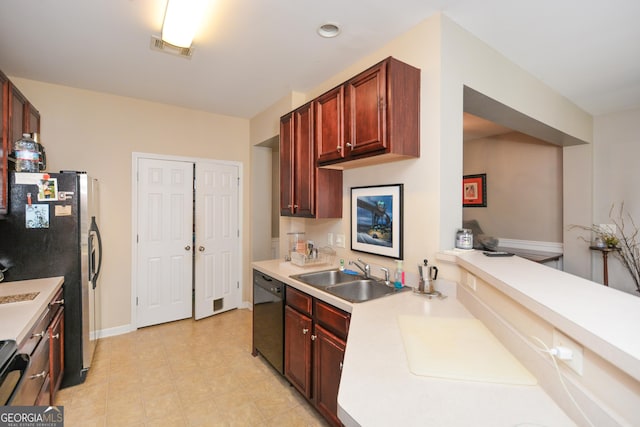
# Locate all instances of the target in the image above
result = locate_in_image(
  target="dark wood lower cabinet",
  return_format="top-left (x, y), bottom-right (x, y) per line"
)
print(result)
top-left (313, 324), bottom-right (346, 426)
top-left (49, 307), bottom-right (64, 402)
top-left (10, 287), bottom-right (64, 406)
top-left (284, 305), bottom-right (312, 397)
top-left (284, 286), bottom-right (350, 427)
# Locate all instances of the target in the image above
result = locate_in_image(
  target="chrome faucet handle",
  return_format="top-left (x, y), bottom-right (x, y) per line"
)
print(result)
top-left (380, 267), bottom-right (390, 286)
top-left (349, 258), bottom-right (371, 278)
top-left (360, 258), bottom-right (371, 277)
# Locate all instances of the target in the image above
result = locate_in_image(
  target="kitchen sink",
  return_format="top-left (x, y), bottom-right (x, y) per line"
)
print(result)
top-left (325, 279), bottom-right (405, 303)
top-left (291, 269), bottom-right (363, 288)
top-left (291, 269), bottom-right (409, 302)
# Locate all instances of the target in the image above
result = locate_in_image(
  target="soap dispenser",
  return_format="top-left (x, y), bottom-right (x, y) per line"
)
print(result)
top-left (394, 260), bottom-right (404, 289)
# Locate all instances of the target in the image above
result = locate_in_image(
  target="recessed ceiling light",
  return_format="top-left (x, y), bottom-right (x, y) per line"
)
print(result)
top-left (317, 23), bottom-right (341, 38)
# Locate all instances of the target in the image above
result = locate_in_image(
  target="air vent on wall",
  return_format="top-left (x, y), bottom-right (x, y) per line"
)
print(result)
top-left (150, 35), bottom-right (193, 59)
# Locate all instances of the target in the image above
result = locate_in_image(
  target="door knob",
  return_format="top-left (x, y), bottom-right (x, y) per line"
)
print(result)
top-left (185, 245), bottom-right (191, 251)
top-left (198, 246), bottom-right (205, 252)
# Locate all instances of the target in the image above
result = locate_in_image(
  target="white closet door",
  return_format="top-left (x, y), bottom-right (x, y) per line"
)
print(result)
top-left (194, 162), bottom-right (240, 320)
top-left (136, 158), bottom-right (194, 327)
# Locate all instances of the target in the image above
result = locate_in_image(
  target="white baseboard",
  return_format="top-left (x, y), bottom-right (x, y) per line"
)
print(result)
top-left (97, 323), bottom-right (136, 339)
top-left (97, 302), bottom-right (253, 339)
top-left (498, 238), bottom-right (563, 253)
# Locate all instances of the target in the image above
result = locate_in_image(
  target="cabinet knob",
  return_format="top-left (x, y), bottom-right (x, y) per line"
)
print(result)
top-left (311, 335), bottom-right (317, 341)
top-left (346, 142), bottom-right (352, 148)
top-left (302, 328), bottom-right (309, 334)
top-left (52, 333), bottom-right (60, 340)
top-left (31, 331), bottom-right (46, 339)
top-left (293, 205), bottom-right (298, 209)
top-left (50, 298), bottom-right (64, 306)
top-left (340, 362), bottom-right (344, 371)
top-left (185, 245), bottom-right (191, 251)
top-left (198, 246), bottom-right (205, 252)
top-left (287, 204), bottom-right (292, 208)
top-left (336, 145), bottom-right (342, 151)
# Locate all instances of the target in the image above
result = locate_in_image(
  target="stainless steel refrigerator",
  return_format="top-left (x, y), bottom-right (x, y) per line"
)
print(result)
top-left (0, 171), bottom-right (102, 387)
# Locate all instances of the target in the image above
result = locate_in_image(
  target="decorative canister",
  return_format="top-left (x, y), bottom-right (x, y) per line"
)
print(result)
top-left (455, 228), bottom-right (473, 249)
top-left (13, 133), bottom-right (40, 172)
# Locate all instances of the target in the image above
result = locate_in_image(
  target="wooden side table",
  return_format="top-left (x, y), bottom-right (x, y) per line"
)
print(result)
top-left (589, 246), bottom-right (618, 286)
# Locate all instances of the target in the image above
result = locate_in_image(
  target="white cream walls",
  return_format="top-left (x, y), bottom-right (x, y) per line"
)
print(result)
top-left (463, 134), bottom-right (563, 243)
top-left (264, 13), bottom-right (593, 282)
top-left (593, 107), bottom-right (640, 294)
top-left (249, 91), bottom-right (305, 146)
top-left (439, 15), bottom-right (593, 278)
top-left (11, 77), bottom-right (250, 332)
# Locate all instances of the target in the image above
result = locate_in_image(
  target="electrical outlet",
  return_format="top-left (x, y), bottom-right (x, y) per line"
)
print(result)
top-left (327, 233), bottom-right (334, 246)
top-left (553, 329), bottom-right (584, 375)
top-left (465, 272), bottom-right (477, 291)
top-left (335, 234), bottom-right (345, 248)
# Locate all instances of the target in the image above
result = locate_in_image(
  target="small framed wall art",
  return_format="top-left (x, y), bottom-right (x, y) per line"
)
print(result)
top-left (463, 174), bottom-right (486, 207)
top-left (351, 184), bottom-right (403, 259)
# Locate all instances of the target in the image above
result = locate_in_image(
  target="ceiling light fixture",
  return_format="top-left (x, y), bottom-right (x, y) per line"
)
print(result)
top-left (317, 23), bottom-right (341, 38)
top-left (161, 0), bottom-right (208, 48)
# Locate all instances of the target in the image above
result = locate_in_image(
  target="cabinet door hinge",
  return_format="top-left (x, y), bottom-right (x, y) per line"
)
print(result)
top-left (237, 177), bottom-right (240, 186)
top-left (136, 297), bottom-right (139, 306)
top-left (237, 281), bottom-right (239, 289)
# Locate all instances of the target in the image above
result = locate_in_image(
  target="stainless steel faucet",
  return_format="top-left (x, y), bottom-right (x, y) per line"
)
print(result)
top-left (349, 258), bottom-right (371, 278)
top-left (379, 267), bottom-right (391, 287)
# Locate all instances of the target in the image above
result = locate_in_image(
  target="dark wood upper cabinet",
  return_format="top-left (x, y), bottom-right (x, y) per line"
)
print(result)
top-left (280, 56), bottom-right (418, 218)
top-left (1, 73), bottom-right (41, 215)
top-left (279, 111), bottom-right (295, 217)
top-left (293, 102), bottom-right (315, 217)
top-left (280, 103), bottom-right (342, 218)
top-left (9, 83), bottom-right (27, 148)
top-left (315, 57), bottom-right (420, 169)
top-left (315, 86), bottom-right (345, 164)
top-left (27, 103), bottom-right (41, 135)
top-left (344, 61), bottom-right (388, 157)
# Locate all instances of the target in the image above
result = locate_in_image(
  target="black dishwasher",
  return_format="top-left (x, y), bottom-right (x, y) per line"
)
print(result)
top-left (252, 269), bottom-right (285, 374)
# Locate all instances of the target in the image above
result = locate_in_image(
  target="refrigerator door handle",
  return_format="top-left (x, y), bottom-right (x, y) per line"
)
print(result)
top-left (89, 216), bottom-right (103, 289)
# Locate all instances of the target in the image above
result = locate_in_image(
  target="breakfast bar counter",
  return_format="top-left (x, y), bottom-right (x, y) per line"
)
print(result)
top-left (337, 286), bottom-right (574, 427)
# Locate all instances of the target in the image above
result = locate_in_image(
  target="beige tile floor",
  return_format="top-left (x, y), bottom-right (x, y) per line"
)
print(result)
top-left (54, 309), bottom-right (329, 427)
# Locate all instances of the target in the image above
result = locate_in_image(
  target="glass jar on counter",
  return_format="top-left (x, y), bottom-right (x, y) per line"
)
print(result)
top-left (13, 133), bottom-right (40, 172)
top-left (286, 231), bottom-right (306, 260)
top-left (455, 228), bottom-right (473, 249)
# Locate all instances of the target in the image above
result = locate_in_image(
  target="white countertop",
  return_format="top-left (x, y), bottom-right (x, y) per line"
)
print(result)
top-left (448, 250), bottom-right (640, 382)
top-left (0, 276), bottom-right (64, 344)
top-left (253, 259), bottom-right (355, 313)
top-left (251, 260), bottom-right (574, 426)
top-left (338, 288), bottom-right (574, 427)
